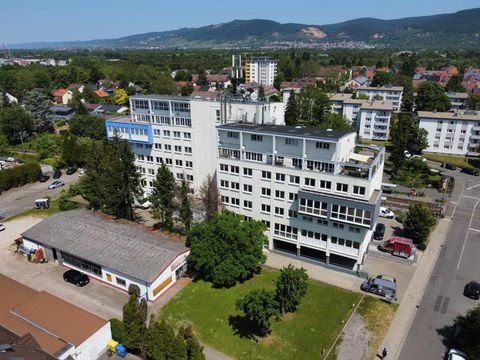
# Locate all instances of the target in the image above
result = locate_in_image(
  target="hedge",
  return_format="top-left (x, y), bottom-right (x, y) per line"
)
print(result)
top-left (0, 161), bottom-right (41, 194)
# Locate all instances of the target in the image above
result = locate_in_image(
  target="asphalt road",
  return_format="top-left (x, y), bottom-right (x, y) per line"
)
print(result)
top-left (0, 172), bottom-right (80, 219)
top-left (399, 169), bottom-right (480, 359)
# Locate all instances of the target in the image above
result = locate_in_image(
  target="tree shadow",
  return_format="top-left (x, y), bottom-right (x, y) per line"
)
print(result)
top-left (228, 315), bottom-right (264, 341)
top-left (392, 226), bottom-right (405, 236)
top-left (437, 324), bottom-right (456, 349)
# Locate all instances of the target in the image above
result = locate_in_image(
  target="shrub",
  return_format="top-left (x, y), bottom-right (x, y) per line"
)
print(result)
top-left (56, 120), bottom-right (66, 127)
top-left (416, 243), bottom-right (427, 251)
top-left (128, 284), bottom-right (140, 297)
top-left (110, 318), bottom-right (125, 343)
top-left (0, 161), bottom-right (40, 194)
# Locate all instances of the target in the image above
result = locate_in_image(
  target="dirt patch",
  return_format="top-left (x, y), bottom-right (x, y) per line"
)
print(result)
top-left (335, 313), bottom-right (371, 360)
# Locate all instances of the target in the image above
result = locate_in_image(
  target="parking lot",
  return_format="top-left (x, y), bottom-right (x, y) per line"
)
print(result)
top-left (362, 216), bottom-right (419, 302)
top-left (0, 217), bottom-right (128, 320)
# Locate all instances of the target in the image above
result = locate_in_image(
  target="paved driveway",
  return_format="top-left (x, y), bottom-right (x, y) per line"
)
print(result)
top-left (0, 217), bottom-right (128, 320)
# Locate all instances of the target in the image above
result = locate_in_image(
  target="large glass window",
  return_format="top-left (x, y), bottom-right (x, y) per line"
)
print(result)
top-left (61, 252), bottom-right (102, 276)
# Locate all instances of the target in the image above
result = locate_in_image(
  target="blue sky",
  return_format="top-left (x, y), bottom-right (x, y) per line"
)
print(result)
top-left (1, 0), bottom-right (479, 44)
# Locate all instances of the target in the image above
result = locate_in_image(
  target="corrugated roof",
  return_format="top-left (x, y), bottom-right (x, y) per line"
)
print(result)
top-left (22, 209), bottom-right (188, 283)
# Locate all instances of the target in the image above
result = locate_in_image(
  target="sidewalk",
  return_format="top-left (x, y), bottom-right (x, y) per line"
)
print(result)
top-left (265, 251), bottom-right (364, 293)
top-left (378, 218), bottom-right (450, 359)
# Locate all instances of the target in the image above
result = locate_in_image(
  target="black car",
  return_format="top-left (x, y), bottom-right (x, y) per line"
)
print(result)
top-left (460, 167), bottom-right (480, 176)
top-left (373, 223), bottom-right (386, 240)
top-left (464, 281), bottom-right (480, 299)
top-left (444, 163), bottom-right (457, 170)
top-left (38, 174), bottom-right (50, 182)
top-left (53, 170), bottom-right (62, 179)
top-left (63, 269), bottom-right (90, 287)
top-left (66, 168), bottom-right (76, 175)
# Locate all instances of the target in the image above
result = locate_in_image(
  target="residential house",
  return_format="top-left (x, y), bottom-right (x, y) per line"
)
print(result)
top-left (342, 75), bottom-right (370, 91)
top-left (280, 78), bottom-right (317, 103)
top-left (245, 57), bottom-right (278, 86)
top-left (51, 88), bottom-right (72, 105)
top-left (413, 66), bottom-right (458, 88)
top-left (447, 92), bottom-right (469, 110)
top-left (355, 85), bottom-right (403, 112)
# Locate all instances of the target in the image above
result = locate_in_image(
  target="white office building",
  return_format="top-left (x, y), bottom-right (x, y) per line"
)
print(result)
top-left (106, 94), bottom-right (285, 194)
top-left (418, 110), bottom-right (480, 156)
top-left (246, 57), bottom-right (278, 86)
top-left (330, 93), bottom-right (393, 140)
top-left (356, 86), bottom-right (403, 112)
top-left (216, 124), bottom-right (385, 270)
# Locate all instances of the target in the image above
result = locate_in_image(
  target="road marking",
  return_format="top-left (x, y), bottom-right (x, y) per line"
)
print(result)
top-left (434, 295), bottom-right (443, 312)
top-left (466, 184), bottom-right (480, 190)
top-left (457, 198), bottom-right (480, 270)
top-left (450, 201), bottom-right (457, 205)
top-left (470, 228), bottom-right (480, 233)
top-left (441, 297), bottom-right (450, 314)
top-left (452, 186), bottom-right (465, 218)
top-left (462, 195), bottom-right (480, 200)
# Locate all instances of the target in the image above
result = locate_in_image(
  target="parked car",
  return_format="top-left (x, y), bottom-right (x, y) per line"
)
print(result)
top-left (48, 180), bottom-right (65, 189)
top-left (461, 167), bottom-right (480, 176)
top-left (361, 277), bottom-right (397, 300)
top-left (66, 168), bottom-right (76, 175)
top-left (53, 170), bottom-right (62, 179)
top-left (78, 168), bottom-right (85, 177)
top-left (374, 274), bottom-right (397, 283)
top-left (443, 163), bottom-right (457, 170)
top-left (38, 174), bottom-right (50, 182)
top-left (379, 207), bottom-right (395, 219)
top-left (63, 269), bottom-right (89, 287)
top-left (373, 223), bottom-right (386, 240)
top-left (0, 223), bottom-right (5, 232)
top-left (404, 150), bottom-right (412, 159)
top-left (411, 155), bottom-right (426, 162)
top-left (447, 348), bottom-right (467, 360)
top-left (464, 280), bottom-right (480, 300)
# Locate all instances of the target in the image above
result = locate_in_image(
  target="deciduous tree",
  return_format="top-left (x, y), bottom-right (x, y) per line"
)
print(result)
top-left (68, 114), bottom-right (106, 140)
top-left (235, 289), bottom-right (278, 336)
top-left (199, 174), bottom-right (219, 221)
top-left (0, 106), bottom-right (34, 145)
top-left (454, 304), bottom-right (480, 359)
top-left (114, 88), bottom-right (129, 105)
top-left (187, 211), bottom-right (267, 287)
top-left (275, 265), bottom-right (308, 315)
top-left (416, 81), bottom-right (451, 112)
top-left (317, 112), bottom-right (352, 131)
top-left (371, 71), bottom-right (392, 87)
top-left (403, 203), bottom-right (436, 245)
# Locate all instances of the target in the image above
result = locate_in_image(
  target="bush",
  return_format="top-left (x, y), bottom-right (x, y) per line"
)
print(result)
top-left (128, 284), bottom-right (140, 297)
top-left (110, 318), bottom-right (125, 343)
top-left (416, 243), bottom-right (427, 251)
top-left (0, 161), bottom-right (41, 194)
top-left (56, 120), bottom-right (66, 127)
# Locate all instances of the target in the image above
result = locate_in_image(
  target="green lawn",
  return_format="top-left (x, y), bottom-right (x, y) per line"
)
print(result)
top-left (423, 154), bottom-right (480, 169)
top-left (5, 199), bottom-right (61, 221)
top-left (159, 268), bottom-right (361, 360)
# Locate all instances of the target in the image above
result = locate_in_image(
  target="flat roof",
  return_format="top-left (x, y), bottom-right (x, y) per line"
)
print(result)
top-left (417, 110), bottom-right (480, 121)
top-left (446, 92), bottom-right (469, 99)
top-left (357, 85), bottom-right (404, 92)
top-left (130, 94), bottom-right (189, 101)
top-left (330, 93), bottom-right (353, 101)
top-left (22, 209), bottom-right (188, 283)
top-left (217, 123), bottom-right (351, 141)
top-left (0, 274), bottom-right (106, 356)
top-left (361, 100), bottom-right (393, 111)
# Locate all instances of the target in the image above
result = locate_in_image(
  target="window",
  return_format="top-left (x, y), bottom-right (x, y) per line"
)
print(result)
top-left (274, 224), bottom-right (298, 240)
top-left (164, 130), bottom-right (170, 137)
top-left (336, 183), bottom-right (348, 192)
top-left (261, 204), bottom-right (271, 213)
top-left (164, 144), bottom-right (171, 151)
top-left (165, 158), bottom-right (172, 165)
top-left (316, 142), bottom-right (330, 149)
top-left (230, 165), bottom-right (240, 174)
top-left (244, 184), bottom-right (253, 193)
top-left (262, 220), bottom-right (271, 229)
top-left (175, 159), bottom-right (183, 166)
top-left (174, 145), bottom-right (182, 152)
top-left (176, 173), bottom-right (184, 180)
top-left (245, 152), bottom-right (263, 162)
top-left (230, 182), bottom-right (240, 191)
top-left (153, 129), bottom-right (161, 136)
top-left (133, 99), bottom-right (149, 110)
top-left (274, 207), bottom-right (284, 216)
top-left (220, 164), bottom-right (229, 172)
top-left (61, 252), bottom-right (102, 276)
top-left (173, 102), bottom-right (190, 113)
top-left (186, 174), bottom-right (194, 182)
top-left (275, 173), bottom-right (286, 182)
top-left (156, 157), bottom-right (163, 164)
top-left (152, 101), bottom-right (169, 111)
top-left (148, 168), bottom-right (154, 175)
top-left (184, 147), bottom-right (192, 154)
top-left (227, 131), bottom-right (239, 138)
top-left (220, 180), bottom-right (229, 188)
top-left (185, 161), bottom-right (193, 168)
top-left (332, 222), bottom-right (344, 229)
top-left (221, 196), bottom-right (229, 204)
top-left (320, 180), bottom-right (331, 190)
top-left (349, 226), bottom-right (361, 233)
top-left (116, 277), bottom-right (127, 287)
top-left (331, 204), bottom-right (371, 226)
top-left (138, 155), bottom-right (145, 161)
top-left (251, 134), bottom-right (263, 141)
top-left (292, 158), bottom-right (303, 168)
top-left (261, 187), bottom-right (271, 197)
top-left (288, 210), bottom-right (298, 218)
top-left (299, 198), bottom-right (328, 217)
top-left (275, 190), bottom-right (285, 199)
top-left (243, 168), bottom-right (253, 176)
top-left (261, 171), bottom-right (271, 180)
top-left (173, 131), bottom-right (181, 138)
top-left (304, 177), bottom-right (315, 187)
top-left (183, 132), bottom-right (191, 139)
top-left (231, 197), bottom-right (240, 207)
top-left (243, 200), bottom-right (252, 209)
top-left (285, 138), bottom-right (299, 145)
top-left (154, 143), bottom-right (162, 149)
top-left (289, 175), bottom-right (300, 184)
top-left (288, 192), bottom-right (298, 201)
top-left (353, 186), bottom-right (366, 195)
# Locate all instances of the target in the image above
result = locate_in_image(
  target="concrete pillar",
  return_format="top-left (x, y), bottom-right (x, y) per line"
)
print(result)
top-left (326, 256), bottom-right (330, 265)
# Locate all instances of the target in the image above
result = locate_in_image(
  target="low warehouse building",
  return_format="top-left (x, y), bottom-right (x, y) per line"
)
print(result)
top-left (0, 274), bottom-right (111, 360)
top-left (21, 209), bottom-right (189, 301)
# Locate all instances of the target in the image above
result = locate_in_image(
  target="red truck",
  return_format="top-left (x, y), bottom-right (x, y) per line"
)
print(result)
top-left (378, 237), bottom-right (413, 258)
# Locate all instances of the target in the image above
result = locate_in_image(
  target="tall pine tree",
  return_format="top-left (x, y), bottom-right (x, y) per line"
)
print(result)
top-left (178, 179), bottom-right (193, 233)
top-left (150, 163), bottom-right (176, 230)
top-left (284, 92), bottom-right (299, 126)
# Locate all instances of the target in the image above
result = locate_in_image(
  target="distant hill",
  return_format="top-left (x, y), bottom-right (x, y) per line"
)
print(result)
top-left (10, 8), bottom-right (480, 49)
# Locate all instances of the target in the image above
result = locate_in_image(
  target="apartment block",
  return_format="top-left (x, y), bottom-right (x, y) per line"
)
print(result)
top-left (245, 57), bottom-right (278, 86)
top-left (446, 92), bottom-right (468, 110)
top-left (105, 94), bottom-right (285, 194)
top-left (330, 93), bottom-right (393, 140)
top-left (216, 124), bottom-right (385, 270)
top-left (355, 86), bottom-right (403, 112)
top-left (418, 110), bottom-right (480, 156)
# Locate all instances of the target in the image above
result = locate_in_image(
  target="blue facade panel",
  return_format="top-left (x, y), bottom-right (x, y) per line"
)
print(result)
top-left (105, 120), bottom-right (153, 145)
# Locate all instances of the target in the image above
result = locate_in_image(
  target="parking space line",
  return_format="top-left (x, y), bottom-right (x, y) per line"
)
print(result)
top-left (466, 184), bottom-right (480, 191)
top-left (457, 199), bottom-right (480, 270)
top-left (462, 195), bottom-right (480, 200)
top-left (469, 228), bottom-right (480, 233)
